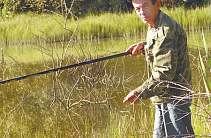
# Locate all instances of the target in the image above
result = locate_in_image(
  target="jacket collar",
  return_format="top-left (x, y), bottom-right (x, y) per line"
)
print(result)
top-left (152, 10), bottom-right (164, 29)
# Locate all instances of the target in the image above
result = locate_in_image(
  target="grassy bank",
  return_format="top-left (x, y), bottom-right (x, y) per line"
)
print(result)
top-left (0, 5), bottom-right (210, 44)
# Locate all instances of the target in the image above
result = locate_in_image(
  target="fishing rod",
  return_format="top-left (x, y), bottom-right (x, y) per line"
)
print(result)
top-left (0, 51), bottom-right (133, 85)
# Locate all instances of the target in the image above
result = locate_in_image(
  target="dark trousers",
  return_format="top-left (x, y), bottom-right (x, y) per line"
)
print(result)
top-left (153, 100), bottom-right (195, 138)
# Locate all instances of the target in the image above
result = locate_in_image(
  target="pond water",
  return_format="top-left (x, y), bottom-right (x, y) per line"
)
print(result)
top-left (0, 31), bottom-right (210, 137)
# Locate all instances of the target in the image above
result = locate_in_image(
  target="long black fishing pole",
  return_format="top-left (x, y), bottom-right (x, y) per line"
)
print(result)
top-left (0, 51), bottom-right (132, 85)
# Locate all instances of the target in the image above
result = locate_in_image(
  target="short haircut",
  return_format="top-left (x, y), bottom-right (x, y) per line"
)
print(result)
top-left (151, 0), bottom-right (157, 5)
top-left (128, 0), bottom-right (157, 5)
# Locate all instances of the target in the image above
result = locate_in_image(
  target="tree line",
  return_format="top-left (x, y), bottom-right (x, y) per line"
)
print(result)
top-left (0, 0), bottom-right (210, 16)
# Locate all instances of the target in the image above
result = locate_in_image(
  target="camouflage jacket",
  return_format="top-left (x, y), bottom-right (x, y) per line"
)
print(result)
top-left (136, 10), bottom-right (192, 104)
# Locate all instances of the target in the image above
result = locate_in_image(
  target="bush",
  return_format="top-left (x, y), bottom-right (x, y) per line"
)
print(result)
top-left (160, 0), bottom-right (210, 9)
top-left (0, 0), bottom-right (133, 15)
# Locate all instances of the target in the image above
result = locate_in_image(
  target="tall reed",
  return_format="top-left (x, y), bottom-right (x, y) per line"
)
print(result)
top-left (198, 31), bottom-right (211, 102)
top-left (163, 5), bottom-right (211, 31)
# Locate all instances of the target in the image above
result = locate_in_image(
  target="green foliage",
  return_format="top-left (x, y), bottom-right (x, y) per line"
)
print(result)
top-left (0, 0), bottom-right (133, 15)
top-left (0, 0), bottom-right (61, 12)
top-left (161, 0), bottom-right (210, 9)
top-left (0, 2), bottom-right (10, 21)
top-left (0, 0), bottom-right (210, 16)
top-left (184, 0), bottom-right (210, 9)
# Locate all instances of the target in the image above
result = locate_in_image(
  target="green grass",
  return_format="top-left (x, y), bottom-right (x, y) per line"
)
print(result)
top-left (0, 5), bottom-right (210, 44)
